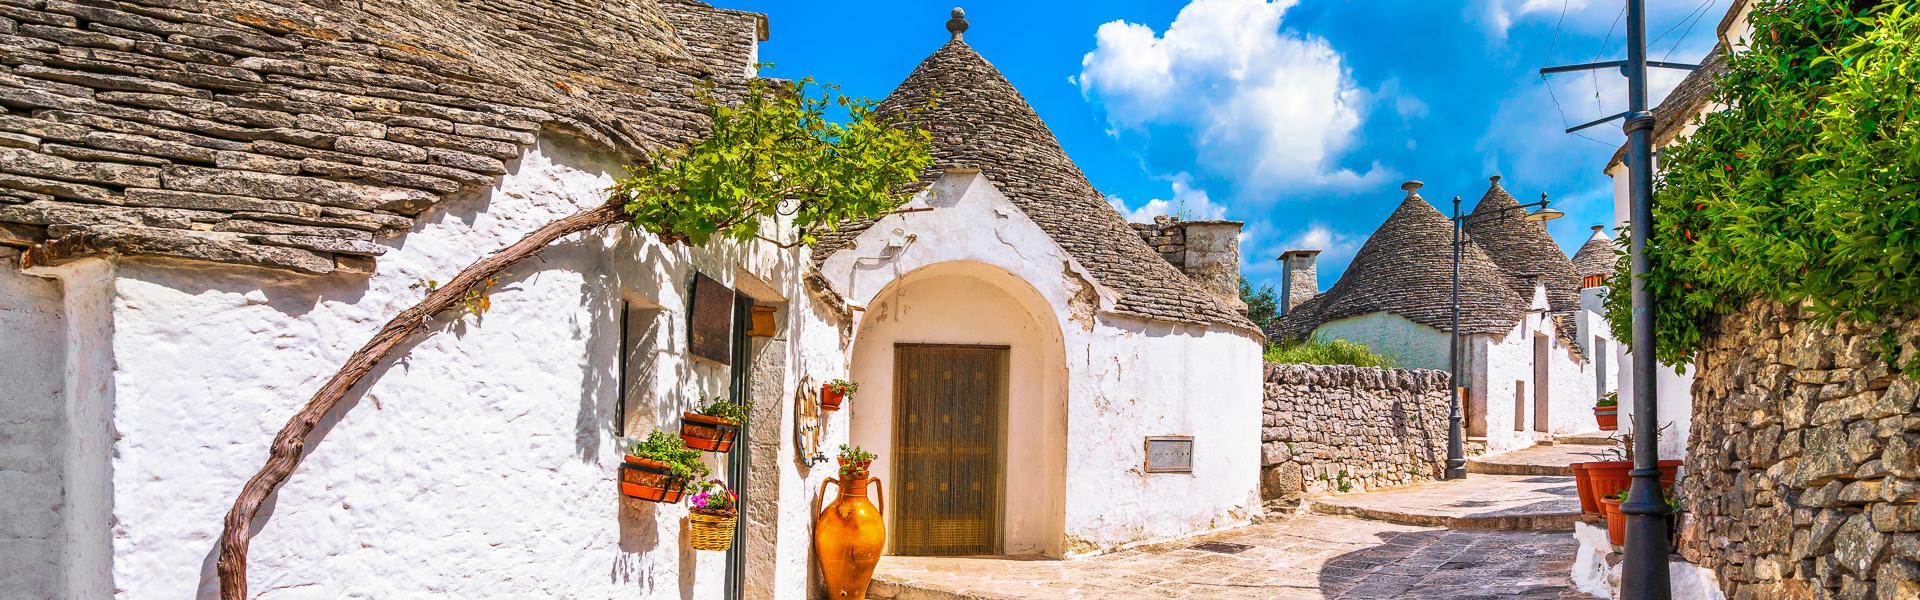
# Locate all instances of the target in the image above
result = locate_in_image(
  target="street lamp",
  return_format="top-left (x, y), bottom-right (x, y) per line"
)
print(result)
top-left (1445, 190), bottom-right (1561, 480)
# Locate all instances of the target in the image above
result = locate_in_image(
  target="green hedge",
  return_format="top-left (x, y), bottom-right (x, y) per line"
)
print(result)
top-left (1264, 337), bottom-right (1399, 368)
top-left (1604, 0), bottom-right (1920, 376)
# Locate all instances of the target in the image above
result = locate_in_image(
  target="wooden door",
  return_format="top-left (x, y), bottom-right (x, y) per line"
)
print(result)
top-left (892, 344), bottom-right (1005, 556)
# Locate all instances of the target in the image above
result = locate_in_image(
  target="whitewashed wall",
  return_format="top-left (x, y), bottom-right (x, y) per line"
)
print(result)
top-left (1469, 288), bottom-right (1598, 454)
top-left (822, 172), bottom-right (1263, 557)
top-left (1311, 312), bottom-right (1451, 371)
top-left (13, 137), bottom-right (849, 599)
top-left (0, 249), bottom-right (68, 599)
top-left (1606, 164), bottom-right (1697, 460)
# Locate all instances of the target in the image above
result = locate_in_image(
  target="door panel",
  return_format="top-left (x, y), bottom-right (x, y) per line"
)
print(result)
top-left (892, 345), bottom-right (1005, 556)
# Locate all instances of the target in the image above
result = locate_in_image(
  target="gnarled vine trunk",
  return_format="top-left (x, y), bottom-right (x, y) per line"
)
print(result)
top-left (216, 199), bottom-right (628, 599)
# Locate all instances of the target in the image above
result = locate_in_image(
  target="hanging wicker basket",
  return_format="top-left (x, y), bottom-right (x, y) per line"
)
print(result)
top-left (689, 510), bottom-right (737, 551)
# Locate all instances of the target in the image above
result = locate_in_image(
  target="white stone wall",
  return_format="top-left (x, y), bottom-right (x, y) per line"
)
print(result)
top-left (822, 172), bottom-right (1263, 557)
top-left (1470, 301), bottom-right (1598, 454)
top-left (12, 137), bottom-right (850, 598)
top-left (0, 249), bottom-right (68, 599)
top-left (1311, 312), bottom-right (1451, 371)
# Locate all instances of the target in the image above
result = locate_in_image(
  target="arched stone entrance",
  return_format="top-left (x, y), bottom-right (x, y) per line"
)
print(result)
top-left (846, 260), bottom-right (1068, 557)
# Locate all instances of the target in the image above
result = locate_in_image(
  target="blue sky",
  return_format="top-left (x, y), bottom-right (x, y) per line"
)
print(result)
top-left (746, 0), bottom-right (1728, 291)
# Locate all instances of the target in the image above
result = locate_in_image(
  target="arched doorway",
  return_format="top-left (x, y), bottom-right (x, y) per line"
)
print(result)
top-left (846, 261), bottom-right (1068, 557)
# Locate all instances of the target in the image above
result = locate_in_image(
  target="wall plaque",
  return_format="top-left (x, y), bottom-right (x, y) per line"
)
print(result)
top-left (688, 272), bottom-right (735, 364)
top-left (1144, 436), bottom-right (1194, 474)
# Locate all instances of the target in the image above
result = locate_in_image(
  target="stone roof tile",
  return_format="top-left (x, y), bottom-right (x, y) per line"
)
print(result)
top-left (1464, 177), bottom-right (1583, 313)
top-left (1, 0), bottom-right (763, 274)
top-left (1270, 187), bottom-right (1526, 340)
top-left (1571, 226), bottom-right (1615, 278)
top-left (810, 33), bottom-right (1254, 332)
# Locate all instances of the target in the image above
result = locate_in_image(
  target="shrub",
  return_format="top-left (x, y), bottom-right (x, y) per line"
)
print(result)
top-left (1264, 337), bottom-right (1399, 368)
top-left (1604, 1), bottom-right (1920, 377)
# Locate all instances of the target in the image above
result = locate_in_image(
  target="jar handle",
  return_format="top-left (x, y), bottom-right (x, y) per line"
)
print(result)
top-left (870, 477), bottom-right (884, 516)
top-left (816, 477), bottom-right (839, 517)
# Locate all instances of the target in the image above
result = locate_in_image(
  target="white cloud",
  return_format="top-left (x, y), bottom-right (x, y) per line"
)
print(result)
top-left (1286, 223), bottom-right (1363, 267)
top-left (1479, 0), bottom-right (1593, 41)
top-left (1077, 0), bottom-right (1388, 193)
top-left (1105, 174), bottom-right (1227, 223)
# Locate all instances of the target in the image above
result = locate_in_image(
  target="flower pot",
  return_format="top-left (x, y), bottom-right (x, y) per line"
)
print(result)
top-left (1571, 462), bottom-right (1599, 515)
top-left (1600, 497), bottom-right (1626, 546)
top-left (681, 413), bottom-right (741, 453)
top-left (1594, 406), bottom-right (1618, 430)
top-left (816, 475), bottom-right (885, 600)
top-left (1585, 460), bottom-right (1684, 503)
top-left (1658, 459), bottom-right (1683, 488)
top-left (1585, 460), bottom-right (1634, 501)
top-left (690, 510), bottom-right (738, 551)
top-left (620, 455), bottom-right (691, 503)
top-left (838, 457), bottom-right (872, 479)
top-left (821, 385), bottom-right (846, 411)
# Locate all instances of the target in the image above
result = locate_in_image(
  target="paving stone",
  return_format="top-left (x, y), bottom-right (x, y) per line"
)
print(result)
top-left (869, 514), bottom-right (1580, 600)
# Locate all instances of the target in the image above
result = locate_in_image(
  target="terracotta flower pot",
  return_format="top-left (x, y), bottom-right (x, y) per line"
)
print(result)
top-left (1600, 497), bottom-right (1626, 546)
top-left (821, 385), bottom-right (846, 411)
top-left (816, 475), bottom-right (885, 600)
top-left (1585, 460), bottom-right (1684, 503)
top-left (1585, 460), bottom-right (1634, 501)
top-left (681, 412), bottom-right (741, 453)
top-left (838, 457), bottom-right (872, 479)
top-left (620, 455), bottom-right (691, 503)
top-left (1571, 462), bottom-right (1599, 514)
top-left (1594, 406), bottom-right (1618, 430)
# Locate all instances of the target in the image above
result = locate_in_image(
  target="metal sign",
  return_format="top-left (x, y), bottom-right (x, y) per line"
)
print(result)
top-left (1144, 436), bottom-right (1193, 473)
top-left (688, 272), bottom-right (735, 364)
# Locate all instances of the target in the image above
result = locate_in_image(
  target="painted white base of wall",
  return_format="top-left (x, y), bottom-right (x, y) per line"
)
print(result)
top-left (0, 249), bottom-right (67, 599)
top-left (1571, 522), bottom-right (1725, 600)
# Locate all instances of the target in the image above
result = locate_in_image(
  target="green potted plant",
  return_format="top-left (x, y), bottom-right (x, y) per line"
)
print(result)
top-left (621, 430), bottom-right (708, 503)
top-left (821, 379), bottom-right (858, 411)
top-left (687, 479), bottom-right (739, 551)
top-left (837, 444), bottom-right (876, 479)
top-left (1594, 391), bottom-right (1619, 430)
top-left (682, 396), bottom-right (752, 452)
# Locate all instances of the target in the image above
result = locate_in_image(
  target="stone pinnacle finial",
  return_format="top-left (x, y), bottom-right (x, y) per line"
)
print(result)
top-left (1401, 180), bottom-right (1424, 197)
top-left (1489, 175), bottom-right (1502, 185)
top-left (947, 7), bottom-right (969, 40)
top-left (1592, 224), bottom-right (1605, 232)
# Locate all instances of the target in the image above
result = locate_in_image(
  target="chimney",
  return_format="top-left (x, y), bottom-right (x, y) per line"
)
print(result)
top-left (1178, 220), bottom-right (1246, 313)
top-left (1278, 249), bottom-right (1321, 314)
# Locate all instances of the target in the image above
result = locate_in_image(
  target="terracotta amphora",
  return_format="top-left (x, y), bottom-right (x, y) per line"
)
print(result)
top-left (814, 475), bottom-right (885, 599)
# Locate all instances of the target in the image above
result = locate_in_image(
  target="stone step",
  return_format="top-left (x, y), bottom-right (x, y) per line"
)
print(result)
top-left (1467, 460), bottom-right (1574, 477)
top-left (1307, 499), bottom-right (1579, 532)
top-left (1304, 474), bottom-right (1582, 532)
top-left (1558, 431), bottom-right (1619, 446)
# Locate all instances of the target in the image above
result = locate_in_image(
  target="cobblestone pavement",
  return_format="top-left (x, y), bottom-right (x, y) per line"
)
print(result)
top-left (1308, 474), bottom-right (1582, 530)
top-left (869, 513), bottom-right (1587, 600)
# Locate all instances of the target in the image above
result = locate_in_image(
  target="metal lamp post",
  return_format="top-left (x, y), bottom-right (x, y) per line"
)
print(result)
top-left (1446, 191), bottom-right (1562, 481)
top-left (1538, 1), bottom-right (1696, 595)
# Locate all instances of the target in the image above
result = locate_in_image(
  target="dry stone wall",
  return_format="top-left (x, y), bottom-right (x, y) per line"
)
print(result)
top-left (1680, 300), bottom-right (1920, 599)
top-left (1261, 362), bottom-right (1451, 499)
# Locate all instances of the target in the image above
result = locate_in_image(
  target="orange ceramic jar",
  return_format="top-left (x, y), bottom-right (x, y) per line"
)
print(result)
top-left (815, 476), bottom-right (885, 599)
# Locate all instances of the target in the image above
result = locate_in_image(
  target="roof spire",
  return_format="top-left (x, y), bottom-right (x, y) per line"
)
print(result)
top-left (1401, 180), bottom-right (1424, 198)
top-left (1489, 174), bottom-right (1503, 186)
top-left (947, 7), bottom-right (969, 41)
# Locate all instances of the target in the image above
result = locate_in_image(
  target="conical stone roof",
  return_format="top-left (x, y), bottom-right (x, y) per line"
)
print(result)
top-left (1270, 186), bottom-right (1527, 340)
top-left (1464, 178), bottom-right (1583, 313)
top-left (1570, 226), bottom-right (1616, 279)
top-left (811, 27), bottom-right (1253, 332)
